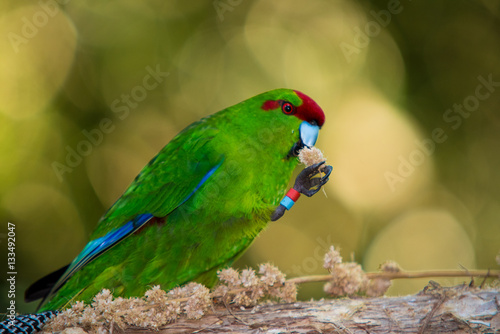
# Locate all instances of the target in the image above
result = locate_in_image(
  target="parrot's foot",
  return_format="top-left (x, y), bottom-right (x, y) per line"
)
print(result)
top-left (294, 161), bottom-right (332, 197)
top-left (270, 161), bottom-right (332, 221)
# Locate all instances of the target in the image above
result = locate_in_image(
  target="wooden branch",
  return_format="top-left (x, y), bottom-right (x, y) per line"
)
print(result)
top-left (120, 284), bottom-right (500, 334)
top-left (287, 269), bottom-right (500, 284)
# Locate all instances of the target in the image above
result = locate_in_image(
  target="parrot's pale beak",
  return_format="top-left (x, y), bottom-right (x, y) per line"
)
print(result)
top-left (287, 121), bottom-right (320, 158)
top-left (299, 121), bottom-right (319, 148)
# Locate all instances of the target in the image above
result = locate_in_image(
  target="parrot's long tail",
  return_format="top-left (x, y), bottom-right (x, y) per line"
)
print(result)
top-left (0, 311), bottom-right (59, 334)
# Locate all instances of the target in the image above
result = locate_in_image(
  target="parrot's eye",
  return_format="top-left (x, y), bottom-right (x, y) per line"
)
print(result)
top-left (281, 102), bottom-right (294, 115)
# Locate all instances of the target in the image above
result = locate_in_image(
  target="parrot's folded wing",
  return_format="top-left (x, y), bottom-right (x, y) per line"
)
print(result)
top-left (93, 124), bottom-right (224, 236)
top-left (28, 124), bottom-right (225, 307)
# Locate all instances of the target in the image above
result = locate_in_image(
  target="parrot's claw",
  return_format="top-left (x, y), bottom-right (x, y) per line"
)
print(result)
top-left (270, 161), bottom-right (332, 221)
top-left (293, 161), bottom-right (333, 197)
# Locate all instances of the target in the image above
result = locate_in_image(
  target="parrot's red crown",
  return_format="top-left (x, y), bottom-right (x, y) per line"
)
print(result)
top-left (293, 90), bottom-right (325, 127)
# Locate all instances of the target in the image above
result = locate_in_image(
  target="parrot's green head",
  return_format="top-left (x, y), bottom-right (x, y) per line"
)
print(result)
top-left (252, 88), bottom-right (325, 159)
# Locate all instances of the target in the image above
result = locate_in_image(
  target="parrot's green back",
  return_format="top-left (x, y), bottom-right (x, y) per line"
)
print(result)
top-left (35, 89), bottom-right (325, 311)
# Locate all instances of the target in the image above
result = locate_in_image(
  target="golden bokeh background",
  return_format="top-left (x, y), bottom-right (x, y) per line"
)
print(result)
top-left (1, 0), bottom-right (499, 313)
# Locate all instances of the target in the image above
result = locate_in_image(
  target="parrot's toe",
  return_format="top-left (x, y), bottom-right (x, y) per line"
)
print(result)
top-left (294, 161), bottom-right (333, 197)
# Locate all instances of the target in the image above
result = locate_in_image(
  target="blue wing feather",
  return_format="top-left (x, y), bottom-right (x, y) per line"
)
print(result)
top-left (178, 159), bottom-right (224, 206)
top-left (45, 213), bottom-right (154, 304)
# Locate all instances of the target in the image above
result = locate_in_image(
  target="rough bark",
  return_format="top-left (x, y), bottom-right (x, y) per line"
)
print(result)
top-left (120, 284), bottom-right (500, 334)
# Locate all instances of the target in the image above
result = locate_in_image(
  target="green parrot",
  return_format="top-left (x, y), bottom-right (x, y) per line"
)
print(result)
top-left (22, 88), bottom-right (332, 314)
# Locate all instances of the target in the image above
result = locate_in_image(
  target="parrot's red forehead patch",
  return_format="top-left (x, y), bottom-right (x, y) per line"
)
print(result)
top-left (293, 90), bottom-right (325, 127)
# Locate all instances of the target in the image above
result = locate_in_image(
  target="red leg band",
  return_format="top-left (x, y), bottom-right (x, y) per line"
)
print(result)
top-left (286, 188), bottom-right (301, 202)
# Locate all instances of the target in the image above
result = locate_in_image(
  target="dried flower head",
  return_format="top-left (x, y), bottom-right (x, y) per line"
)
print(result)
top-left (365, 278), bottom-right (392, 297)
top-left (380, 260), bottom-right (401, 273)
top-left (217, 267), bottom-right (241, 287)
top-left (324, 262), bottom-right (368, 297)
top-left (241, 268), bottom-right (259, 288)
top-left (323, 246), bottom-right (342, 272)
top-left (214, 263), bottom-right (296, 307)
top-left (145, 285), bottom-right (167, 303)
top-left (298, 147), bottom-right (325, 167)
top-left (275, 282), bottom-right (298, 303)
top-left (259, 263), bottom-right (286, 286)
top-left (184, 283), bottom-right (210, 319)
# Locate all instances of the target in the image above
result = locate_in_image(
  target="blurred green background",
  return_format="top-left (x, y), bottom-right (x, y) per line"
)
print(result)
top-left (1, 0), bottom-right (499, 314)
